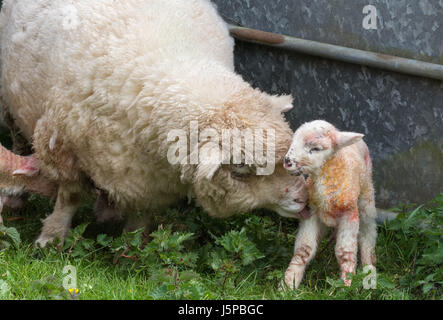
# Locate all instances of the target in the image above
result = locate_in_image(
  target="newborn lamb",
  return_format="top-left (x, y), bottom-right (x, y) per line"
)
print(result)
top-left (283, 120), bottom-right (377, 289)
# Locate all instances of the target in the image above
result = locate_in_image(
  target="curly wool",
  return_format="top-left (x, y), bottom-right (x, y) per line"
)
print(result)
top-left (0, 0), bottom-right (307, 245)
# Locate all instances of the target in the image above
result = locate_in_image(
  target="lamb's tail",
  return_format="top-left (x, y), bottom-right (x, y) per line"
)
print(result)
top-left (376, 208), bottom-right (399, 225)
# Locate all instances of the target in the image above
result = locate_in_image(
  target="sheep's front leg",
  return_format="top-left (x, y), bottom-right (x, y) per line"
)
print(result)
top-left (283, 214), bottom-right (325, 290)
top-left (335, 213), bottom-right (359, 286)
top-left (0, 196), bottom-right (25, 225)
top-left (35, 185), bottom-right (81, 247)
top-left (94, 190), bottom-right (123, 223)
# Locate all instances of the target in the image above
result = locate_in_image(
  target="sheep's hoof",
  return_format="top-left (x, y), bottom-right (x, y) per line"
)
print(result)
top-left (34, 234), bottom-right (60, 249)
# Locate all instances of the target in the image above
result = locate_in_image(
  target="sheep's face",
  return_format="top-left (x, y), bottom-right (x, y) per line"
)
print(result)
top-left (190, 93), bottom-right (309, 219)
top-left (284, 120), bottom-right (364, 175)
top-left (193, 161), bottom-right (308, 219)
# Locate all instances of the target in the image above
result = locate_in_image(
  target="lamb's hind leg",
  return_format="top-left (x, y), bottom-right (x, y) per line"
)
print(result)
top-left (358, 193), bottom-right (377, 266)
top-left (35, 185), bottom-right (82, 248)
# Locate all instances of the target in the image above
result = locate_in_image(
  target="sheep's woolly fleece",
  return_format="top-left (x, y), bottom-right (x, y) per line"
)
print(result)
top-left (0, 0), bottom-right (308, 245)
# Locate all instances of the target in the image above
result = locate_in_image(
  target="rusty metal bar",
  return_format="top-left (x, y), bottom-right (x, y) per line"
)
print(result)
top-left (228, 24), bottom-right (443, 81)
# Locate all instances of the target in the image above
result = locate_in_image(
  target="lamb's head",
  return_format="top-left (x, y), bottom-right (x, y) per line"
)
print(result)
top-left (284, 120), bottom-right (364, 175)
top-left (187, 91), bottom-right (308, 219)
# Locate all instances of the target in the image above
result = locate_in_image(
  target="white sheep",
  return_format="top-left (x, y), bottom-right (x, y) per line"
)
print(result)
top-left (0, 0), bottom-right (308, 247)
top-left (283, 120), bottom-right (377, 289)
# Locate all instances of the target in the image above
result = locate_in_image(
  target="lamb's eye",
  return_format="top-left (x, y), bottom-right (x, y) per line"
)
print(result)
top-left (309, 147), bottom-right (322, 154)
top-left (230, 164), bottom-right (254, 180)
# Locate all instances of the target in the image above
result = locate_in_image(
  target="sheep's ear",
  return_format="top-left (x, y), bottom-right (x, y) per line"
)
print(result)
top-left (269, 94), bottom-right (294, 114)
top-left (335, 132), bottom-right (364, 150)
top-left (197, 162), bottom-right (221, 181)
top-left (196, 144), bottom-right (224, 181)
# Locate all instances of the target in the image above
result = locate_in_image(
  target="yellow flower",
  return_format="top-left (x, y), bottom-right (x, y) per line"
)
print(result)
top-left (68, 288), bottom-right (79, 295)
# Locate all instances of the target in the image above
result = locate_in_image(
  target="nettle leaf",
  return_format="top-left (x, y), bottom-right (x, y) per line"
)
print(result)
top-left (217, 228), bottom-right (248, 253)
top-left (171, 232), bottom-right (194, 249)
top-left (148, 268), bottom-right (172, 284)
top-left (5, 227), bottom-right (21, 248)
top-left (178, 252), bottom-right (198, 268)
top-left (81, 239), bottom-right (95, 251)
top-left (377, 276), bottom-right (396, 289)
top-left (96, 234), bottom-right (113, 247)
top-left (240, 240), bottom-right (265, 266)
top-left (216, 228), bottom-right (264, 266)
top-left (147, 284), bottom-right (169, 300)
top-left (62, 236), bottom-right (74, 251)
top-left (72, 223), bottom-right (89, 238)
top-left (71, 246), bottom-right (87, 258)
top-left (0, 226), bottom-right (21, 250)
top-left (209, 250), bottom-right (227, 271)
top-left (128, 229), bottom-right (144, 248)
top-left (180, 271), bottom-right (200, 282)
top-left (110, 237), bottom-right (126, 253)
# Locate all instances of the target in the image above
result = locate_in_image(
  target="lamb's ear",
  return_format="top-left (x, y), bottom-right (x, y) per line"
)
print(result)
top-left (269, 94), bottom-right (294, 114)
top-left (335, 132), bottom-right (364, 150)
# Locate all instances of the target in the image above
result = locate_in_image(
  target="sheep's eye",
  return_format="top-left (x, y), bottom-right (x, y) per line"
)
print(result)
top-left (231, 164), bottom-right (254, 180)
top-left (309, 147), bottom-right (322, 154)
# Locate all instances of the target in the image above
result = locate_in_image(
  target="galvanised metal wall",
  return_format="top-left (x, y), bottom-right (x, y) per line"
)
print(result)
top-left (212, 0), bottom-right (443, 208)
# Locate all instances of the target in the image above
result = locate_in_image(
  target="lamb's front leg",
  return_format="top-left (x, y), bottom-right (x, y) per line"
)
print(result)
top-left (335, 213), bottom-right (359, 286)
top-left (283, 214), bottom-right (325, 290)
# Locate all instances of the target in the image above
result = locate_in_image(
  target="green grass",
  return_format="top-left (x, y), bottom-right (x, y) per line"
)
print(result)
top-left (0, 192), bottom-right (441, 300)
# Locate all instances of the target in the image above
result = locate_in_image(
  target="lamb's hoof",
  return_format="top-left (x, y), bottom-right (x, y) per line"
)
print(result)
top-left (278, 276), bottom-right (296, 292)
top-left (278, 280), bottom-right (291, 292)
